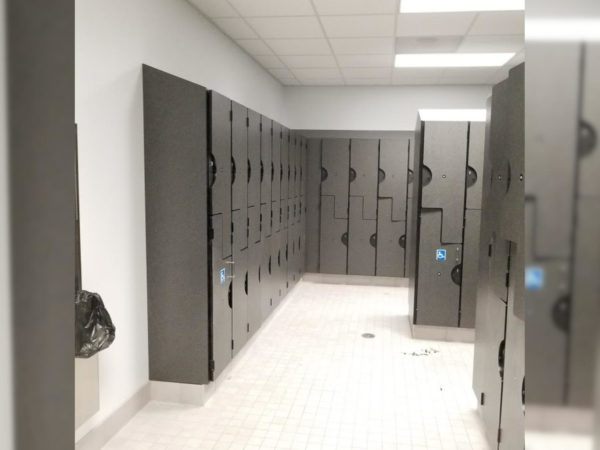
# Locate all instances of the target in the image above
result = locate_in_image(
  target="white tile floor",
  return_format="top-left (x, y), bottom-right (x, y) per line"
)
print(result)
top-left (103, 280), bottom-right (489, 450)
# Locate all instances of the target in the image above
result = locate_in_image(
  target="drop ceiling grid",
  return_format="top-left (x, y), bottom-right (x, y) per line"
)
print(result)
top-left (188, 0), bottom-right (524, 86)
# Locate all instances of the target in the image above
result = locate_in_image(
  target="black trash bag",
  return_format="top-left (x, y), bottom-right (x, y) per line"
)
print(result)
top-left (75, 290), bottom-right (116, 358)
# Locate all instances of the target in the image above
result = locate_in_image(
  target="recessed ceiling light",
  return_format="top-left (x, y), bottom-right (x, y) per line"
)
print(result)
top-left (400, 0), bottom-right (524, 13)
top-left (419, 109), bottom-right (487, 122)
top-left (395, 53), bottom-right (515, 68)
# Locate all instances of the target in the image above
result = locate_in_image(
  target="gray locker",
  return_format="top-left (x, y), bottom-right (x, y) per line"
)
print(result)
top-left (379, 138), bottom-right (409, 222)
top-left (466, 122), bottom-right (485, 210)
top-left (260, 117), bottom-right (272, 238)
top-left (247, 241), bottom-right (262, 337)
top-left (376, 198), bottom-right (405, 277)
top-left (232, 194), bottom-right (248, 253)
top-left (280, 225), bottom-right (289, 295)
top-left (272, 122), bottom-right (281, 233)
top-left (289, 132), bottom-right (297, 200)
top-left (460, 209), bottom-right (481, 328)
top-left (260, 202), bottom-right (271, 240)
top-left (319, 195), bottom-right (348, 274)
top-left (349, 139), bottom-right (378, 220)
top-left (271, 231), bottom-right (283, 305)
top-left (261, 235), bottom-right (274, 321)
top-left (209, 91), bottom-right (232, 259)
top-left (232, 101), bottom-right (248, 212)
top-left (210, 213), bottom-right (233, 379)
top-left (248, 109), bottom-right (261, 208)
top-left (414, 209), bottom-right (462, 327)
top-left (421, 122), bottom-right (468, 243)
top-left (321, 139), bottom-right (350, 218)
top-left (248, 204), bottom-right (260, 245)
top-left (281, 126), bottom-right (289, 202)
top-left (232, 246), bottom-right (248, 357)
top-left (348, 196), bottom-right (376, 275)
top-left (300, 137), bottom-right (306, 198)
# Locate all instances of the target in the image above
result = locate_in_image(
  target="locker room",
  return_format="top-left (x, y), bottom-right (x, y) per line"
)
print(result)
top-left (6, 1), bottom-right (599, 450)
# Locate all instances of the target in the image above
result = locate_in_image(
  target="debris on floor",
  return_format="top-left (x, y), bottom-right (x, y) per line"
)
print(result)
top-left (402, 347), bottom-right (440, 356)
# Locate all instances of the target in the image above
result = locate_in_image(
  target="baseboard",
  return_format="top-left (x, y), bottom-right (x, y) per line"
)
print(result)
top-left (409, 319), bottom-right (475, 343)
top-left (303, 272), bottom-right (408, 287)
top-left (75, 383), bottom-right (150, 450)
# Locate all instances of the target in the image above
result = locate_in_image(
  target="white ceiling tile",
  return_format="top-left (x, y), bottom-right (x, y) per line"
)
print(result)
top-left (392, 68), bottom-right (442, 84)
top-left (341, 67), bottom-right (391, 78)
top-left (266, 39), bottom-right (331, 55)
top-left (236, 39), bottom-right (274, 55)
top-left (253, 54), bottom-right (286, 69)
top-left (321, 15), bottom-right (395, 38)
top-left (213, 18), bottom-right (258, 39)
top-left (345, 77), bottom-right (391, 85)
top-left (300, 77), bottom-right (346, 85)
top-left (188, 0), bottom-right (238, 18)
top-left (458, 35), bottom-right (524, 53)
top-left (330, 38), bottom-right (394, 55)
top-left (227, 0), bottom-right (314, 17)
top-left (337, 54), bottom-right (394, 67)
top-left (292, 68), bottom-right (342, 79)
top-left (396, 12), bottom-right (476, 37)
top-left (469, 11), bottom-right (524, 36)
top-left (280, 55), bottom-right (338, 68)
top-left (441, 67), bottom-right (498, 81)
top-left (278, 78), bottom-right (301, 85)
top-left (247, 17), bottom-right (324, 39)
top-left (269, 68), bottom-right (295, 79)
top-left (313, 0), bottom-right (397, 15)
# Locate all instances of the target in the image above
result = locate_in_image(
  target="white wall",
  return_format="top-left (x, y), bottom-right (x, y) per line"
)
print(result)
top-left (75, 0), bottom-right (285, 439)
top-left (0, 0), bottom-right (14, 447)
top-left (285, 85), bottom-right (492, 131)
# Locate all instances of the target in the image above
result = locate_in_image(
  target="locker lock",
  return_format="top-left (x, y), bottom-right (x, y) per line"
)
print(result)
top-left (369, 233), bottom-right (377, 248)
top-left (451, 264), bottom-right (462, 286)
top-left (341, 232), bottom-right (348, 246)
top-left (399, 234), bottom-right (406, 249)
top-left (422, 166), bottom-right (433, 186)
top-left (466, 166), bottom-right (478, 188)
top-left (349, 168), bottom-right (357, 182)
top-left (378, 169), bottom-right (386, 184)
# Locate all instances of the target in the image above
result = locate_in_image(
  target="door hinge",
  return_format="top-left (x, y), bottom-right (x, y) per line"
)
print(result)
top-left (497, 428), bottom-right (502, 443)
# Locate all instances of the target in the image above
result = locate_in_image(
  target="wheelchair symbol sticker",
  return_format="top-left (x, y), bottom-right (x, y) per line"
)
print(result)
top-left (436, 249), bottom-right (446, 261)
top-left (220, 268), bottom-right (226, 284)
top-left (525, 266), bottom-right (544, 291)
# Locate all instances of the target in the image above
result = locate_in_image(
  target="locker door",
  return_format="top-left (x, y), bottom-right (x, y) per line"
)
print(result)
top-left (209, 91), bottom-right (232, 259)
top-left (415, 209), bottom-right (462, 326)
top-left (289, 133), bottom-right (297, 200)
top-left (376, 198), bottom-right (405, 277)
top-left (281, 127), bottom-right (289, 205)
top-left (305, 139), bottom-right (320, 272)
top-left (379, 138), bottom-right (409, 221)
top-left (232, 241), bottom-right (248, 357)
top-left (261, 235), bottom-right (274, 321)
top-left (210, 214), bottom-right (232, 379)
top-left (348, 196), bottom-right (376, 275)
top-left (270, 231), bottom-right (282, 305)
top-left (232, 102), bottom-right (248, 210)
top-left (271, 122), bottom-right (281, 233)
top-left (460, 209), bottom-right (481, 328)
top-left (421, 122), bottom-right (468, 243)
top-left (465, 122), bottom-right (485, 210)
top-left (321, 139), bottom-right (349, 218)
top-left (247, 240), bottom-right (262, 337)
top-left (319, 195), bottom-right (348, 274)
top-left (349, 139), bottom-right (378, 220)
top-left (260, 116), bottom-right (272, 239)
top-left (248, 109), bottom-right (261, 208)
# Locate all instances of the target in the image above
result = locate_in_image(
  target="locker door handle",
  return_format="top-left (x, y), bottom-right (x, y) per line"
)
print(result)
top-left (579, 119), bottom-right (597, 156)
top-left (498, 340), bottom-right (505, 378)
top-left (244, 271), bottom-right (248, 295)
top-left (422, 166), bottom-right (432, 186)
top-left (552, 295), bottom-right (570, 332)
top-left (260, 160), bottom-right (264, 182)
top-left (369, 233), bottom-right (377, 248)
top-left (378, 169), bottom-right (386, 184)
top-left (227, 282), bottom-right (233, 309)
top-left (399, 234), bottom-right (406, 249)
top-left (280, 163), bottom-right (283, 181)
top-left (271, 162), bottom-right (275, 182)
top-left (349, 168), bottom-right (357, 182)
top-left (321, 167), bottom-right (328, 181)
top-left (341, 232), bottom-right (348, 246)
top-left (466, 166), bottom-right (478, 188)
top-left (451, 264), bottom-right (462, 285)
top-left (407, 169), bottom-right (414, 184)
top-left (247, 158), bottom-right (251, 183)
top-left (231, 157), bottom-right (236, 184)
top-left (208, 154), bottom-right (217, 187)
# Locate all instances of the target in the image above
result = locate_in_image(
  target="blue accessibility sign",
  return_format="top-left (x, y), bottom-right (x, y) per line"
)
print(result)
top-left (436, 249), bottom-right (447, 261)
top-left (220, 268), bottom-right (226, 285)
top-left (525, 266), bottom-right (545, 291)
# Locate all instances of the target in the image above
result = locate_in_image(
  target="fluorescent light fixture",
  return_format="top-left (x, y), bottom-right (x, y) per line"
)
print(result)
top-left (395, 53), bottom-right (514, 68)
top-left (528, 19), bottom-right (600, 42)
top-left (400, 0), bottom-right (524, 13)
top-left (419, 109), bottom-right (487, 122)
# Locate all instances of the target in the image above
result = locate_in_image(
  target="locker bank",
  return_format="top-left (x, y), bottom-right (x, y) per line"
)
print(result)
top-left (4, 1), bottom-right (596, 450)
